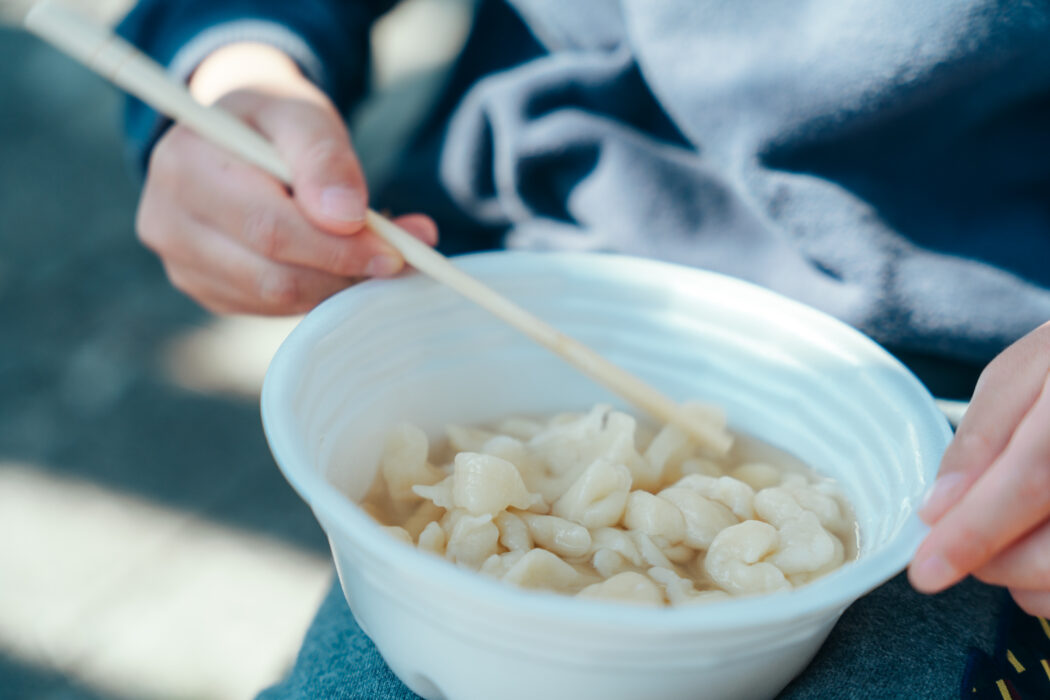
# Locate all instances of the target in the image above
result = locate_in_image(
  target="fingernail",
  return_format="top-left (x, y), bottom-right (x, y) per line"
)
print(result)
top-left (919, 472), bottom-right (966, 522)
top-left (320, 186), bottom-right (365, 223)
top-left (365, 254), bottom-right (402, 278)
top-left (910, 553), bottom-right (957, 592)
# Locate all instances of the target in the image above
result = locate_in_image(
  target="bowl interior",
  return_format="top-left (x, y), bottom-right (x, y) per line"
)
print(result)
top-left (262, 251), bottom-right (951, 624)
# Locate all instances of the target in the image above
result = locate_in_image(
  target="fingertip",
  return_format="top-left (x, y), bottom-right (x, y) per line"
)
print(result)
top-left (364, 252), bottom-right (404, 278)
top-left (906, 561), bottom-right (926, 592)
top-left (917, 471), bottom-right (968, 525)
top-left (1009, 588), bottom-right (1050, 618)
top-left (361, 214), bottom-right (436, 279)
top-left (908, 551), bottom-right (959, 594)
top-left (393, 213), bottom-right (439, 247)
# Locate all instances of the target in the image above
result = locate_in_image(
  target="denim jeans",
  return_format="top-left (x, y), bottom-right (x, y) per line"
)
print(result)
top-left (258, 571), bottom-right (1006, 699)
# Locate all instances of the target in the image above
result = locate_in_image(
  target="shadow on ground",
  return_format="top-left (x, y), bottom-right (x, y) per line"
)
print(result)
top-left (0, 26), bottom-right (327, 699)
top-left (0, 28), bottom-right (326, 550)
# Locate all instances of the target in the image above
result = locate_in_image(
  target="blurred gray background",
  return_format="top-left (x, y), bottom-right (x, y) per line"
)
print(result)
top-left (0, 0), bottom-right (473, 697)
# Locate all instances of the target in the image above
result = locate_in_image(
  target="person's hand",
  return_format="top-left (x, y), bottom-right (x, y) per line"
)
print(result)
top-left (136, 42), bottom-right (437, 314)
top-left (909, 321), bottom-right (1050, 616)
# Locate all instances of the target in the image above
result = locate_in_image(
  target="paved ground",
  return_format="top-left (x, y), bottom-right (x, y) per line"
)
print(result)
top-left (0, 20), bottom-right (334, 700)
top-left (0, 1), bottom-right (471, 698)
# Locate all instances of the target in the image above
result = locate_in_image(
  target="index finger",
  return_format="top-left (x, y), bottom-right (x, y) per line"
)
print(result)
top-left (909, 369), bottom-right (1050, 593)
top-left (920, 322), bottom-right (1050, 524)
top-left (168, 135), bottom-right (403, 278)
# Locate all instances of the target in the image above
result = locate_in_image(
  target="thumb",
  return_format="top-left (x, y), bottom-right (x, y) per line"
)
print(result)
top-left (251, 93), bottom-right (369, 234)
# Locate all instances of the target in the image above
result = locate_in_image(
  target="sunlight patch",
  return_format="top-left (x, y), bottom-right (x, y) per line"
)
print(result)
top-left (0, 461), bottom-right (331, 699)
top-left (161, 314), bottom-right (301, 399)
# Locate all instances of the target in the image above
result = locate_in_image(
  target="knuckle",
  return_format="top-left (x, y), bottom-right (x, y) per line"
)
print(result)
top-left (258, 269), bottom-right (300, 309)
top-left (242, 208), bottom-right (284, 260)
top-left (149, 127), bottom-right (192, 177)
top-left (164, 265), bottom-right (195, 297)
top-left (143, 130), bottom-right (202, 219)
top-left (943, 525), bottom-right (995, 573)
top-left (972, 566), bottom-right (1004, 587)
top-left (300, 137), bottom-right (345, 172)
top-left (945, 428), bottom-right (995, 473)
top-left (134, 200), bottom-right (168, 252)
top-left (145, 152), bottom-right (174, 190)
top-left (133, 201), bottom-right (154, 246)
top-left (215, 89), bottom-right (263, 116)
top-left (328, 241), bottom-right (367, 276)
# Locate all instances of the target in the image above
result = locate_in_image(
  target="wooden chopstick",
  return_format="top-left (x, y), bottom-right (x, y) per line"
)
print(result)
top-left (24, 0), bottom-right (732, 453)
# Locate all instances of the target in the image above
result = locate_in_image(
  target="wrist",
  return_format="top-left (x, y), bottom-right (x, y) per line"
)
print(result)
top-left (189, 42), bottom-right (316, 105)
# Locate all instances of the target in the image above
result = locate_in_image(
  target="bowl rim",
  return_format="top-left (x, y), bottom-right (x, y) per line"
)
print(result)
top-left (261, 250), bottom-right (952, 632)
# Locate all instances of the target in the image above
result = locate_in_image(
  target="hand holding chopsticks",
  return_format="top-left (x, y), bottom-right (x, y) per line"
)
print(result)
top-left (24, 0), bottom-right (731, 453)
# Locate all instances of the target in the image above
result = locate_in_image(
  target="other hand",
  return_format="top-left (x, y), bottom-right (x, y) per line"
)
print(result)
top-left (909, 321), bottom-right (1050, 617)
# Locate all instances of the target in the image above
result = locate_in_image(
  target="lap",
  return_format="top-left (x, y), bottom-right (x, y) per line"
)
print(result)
top-left (259, 572), bottom-right (1006, 700)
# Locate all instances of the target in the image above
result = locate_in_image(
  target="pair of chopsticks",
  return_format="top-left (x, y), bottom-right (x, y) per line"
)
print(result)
top-left (23, 0), bottom-right (730, 453)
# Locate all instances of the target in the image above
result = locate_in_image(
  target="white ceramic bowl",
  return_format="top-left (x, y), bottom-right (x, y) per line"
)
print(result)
top-left (261, 251), bottom-right (951, 700)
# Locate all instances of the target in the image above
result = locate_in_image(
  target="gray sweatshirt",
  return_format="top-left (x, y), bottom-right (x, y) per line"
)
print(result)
top-left (441, 0), bottom-right (1050, 368)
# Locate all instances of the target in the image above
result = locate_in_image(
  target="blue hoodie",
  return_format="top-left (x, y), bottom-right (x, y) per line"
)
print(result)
top-left (119, 0), bottom-right (1050, 395)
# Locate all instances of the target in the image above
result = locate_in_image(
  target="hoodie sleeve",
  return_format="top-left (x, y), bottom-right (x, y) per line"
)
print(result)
top-left (115, 0), bottom-right (395, 170)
